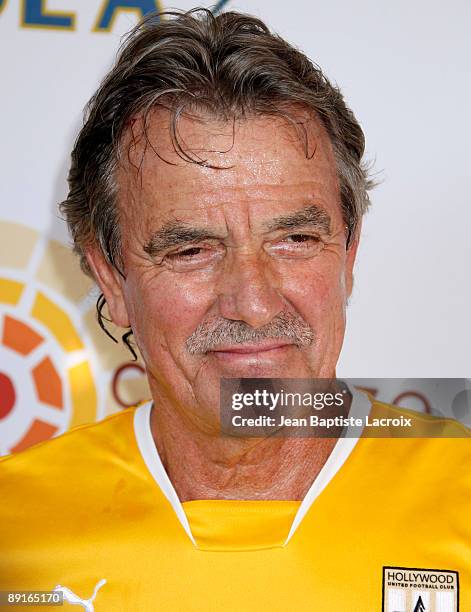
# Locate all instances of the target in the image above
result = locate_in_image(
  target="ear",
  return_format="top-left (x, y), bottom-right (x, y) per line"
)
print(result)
top-left (344, 219), bottom-right (362, 298)
top-left (85, 246), bottom-right (130, 328)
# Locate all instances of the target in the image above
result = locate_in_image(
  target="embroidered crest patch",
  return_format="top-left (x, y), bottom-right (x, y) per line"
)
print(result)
top-left (382, 566), bottom-right (459, 612)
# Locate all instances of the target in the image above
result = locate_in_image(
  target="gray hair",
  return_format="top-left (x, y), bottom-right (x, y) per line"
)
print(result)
top-left (60, 8), bottom-right (373, 354)
top-left (61, 7), bottom-right (372, 277)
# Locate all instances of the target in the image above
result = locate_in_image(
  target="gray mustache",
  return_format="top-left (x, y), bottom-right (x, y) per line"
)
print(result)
top-left (186, 311), bottom-right (315, 354)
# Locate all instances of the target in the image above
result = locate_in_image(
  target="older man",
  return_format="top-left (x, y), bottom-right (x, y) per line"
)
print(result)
top-left (0, 9), bottom-right (469, 612)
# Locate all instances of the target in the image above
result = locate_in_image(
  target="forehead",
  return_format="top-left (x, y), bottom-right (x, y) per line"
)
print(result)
top-left (117, 108), bottom-right (341, 223)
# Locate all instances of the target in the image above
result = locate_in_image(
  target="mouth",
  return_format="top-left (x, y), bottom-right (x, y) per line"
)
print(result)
top-left (209, 340), bottom-right (294, 360)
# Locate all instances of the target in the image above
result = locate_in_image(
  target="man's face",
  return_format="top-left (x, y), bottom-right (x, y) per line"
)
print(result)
top-left (89, 110), bottom-right (359, 426)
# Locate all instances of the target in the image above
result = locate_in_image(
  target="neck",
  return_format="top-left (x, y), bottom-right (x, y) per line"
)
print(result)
top-left (149, 393), bottom-right (338, 503)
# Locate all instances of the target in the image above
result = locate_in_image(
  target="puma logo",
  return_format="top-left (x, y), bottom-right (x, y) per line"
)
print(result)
top-left (52, 579), bottom-right (106, 611)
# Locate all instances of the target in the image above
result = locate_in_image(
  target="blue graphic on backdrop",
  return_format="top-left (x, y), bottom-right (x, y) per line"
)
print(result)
top-left (22, 0), bottom-right (75, 29)
top-left (95, 0), bottom-right (161, 31)
top-left (9, 1), bottom-right (231, 32)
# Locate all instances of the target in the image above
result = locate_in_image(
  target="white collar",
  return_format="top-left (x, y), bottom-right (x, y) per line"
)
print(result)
top-left (133, 386), bottom-right (372, 547)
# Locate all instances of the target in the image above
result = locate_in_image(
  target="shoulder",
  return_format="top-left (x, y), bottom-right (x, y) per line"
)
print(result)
top-left (358, 396), bottom-right (471, 491)
top-left (0, 406), bottom-right (154, 539)
top-left (0, 407), bottom-right (138, 486)
top-left (368, 396), bottom-right (471, 437)
top-left (0, 404), bottom-right (163, 576)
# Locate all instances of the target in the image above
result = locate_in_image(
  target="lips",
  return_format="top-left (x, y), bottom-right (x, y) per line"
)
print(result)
top-left (210, 340), bottom-right (294, 356)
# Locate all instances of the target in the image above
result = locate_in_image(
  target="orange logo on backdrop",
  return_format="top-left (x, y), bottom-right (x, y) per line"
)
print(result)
top-left (0, 221), bottom-right (149, 455)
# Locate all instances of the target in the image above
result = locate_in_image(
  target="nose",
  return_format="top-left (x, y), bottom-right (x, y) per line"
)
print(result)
top-left (216, 249), bottom-right (284, 328)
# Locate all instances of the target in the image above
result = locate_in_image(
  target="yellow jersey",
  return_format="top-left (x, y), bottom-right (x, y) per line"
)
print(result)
top-left (0, 391), bottom-right (469, 611)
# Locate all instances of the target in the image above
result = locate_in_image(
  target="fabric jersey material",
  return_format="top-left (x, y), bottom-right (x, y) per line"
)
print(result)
top-left (0, 394), bottom-right (470, 611)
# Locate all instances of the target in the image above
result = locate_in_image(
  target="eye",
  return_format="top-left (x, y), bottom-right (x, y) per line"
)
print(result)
top-left (266, 233), bottom-right (324, 259)
top-left (169, 247), bottom-right (203, 258)
top-left (285, 234), bottom-right (320, 243)
top-left (163, 243), bottom-right (225, 271)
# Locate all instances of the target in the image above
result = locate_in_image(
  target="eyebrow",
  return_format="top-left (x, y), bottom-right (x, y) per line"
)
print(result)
top-left (264, 204), bottom-right (331, 235)
top-left (143, 204), bottom-right (332, 257)
top-left (143, 222), bottom-right (221, 257)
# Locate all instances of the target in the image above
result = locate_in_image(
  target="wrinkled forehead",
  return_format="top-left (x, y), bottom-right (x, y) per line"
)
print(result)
top-left (116, 107), bottom-right (340, 200)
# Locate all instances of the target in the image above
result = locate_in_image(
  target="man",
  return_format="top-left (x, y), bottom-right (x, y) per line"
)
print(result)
top-left (1, 9), bottom-right (469, 611)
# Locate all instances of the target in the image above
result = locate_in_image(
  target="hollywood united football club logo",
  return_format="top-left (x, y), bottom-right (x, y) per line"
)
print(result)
top-left (382, 566), bottom-right (459, 612)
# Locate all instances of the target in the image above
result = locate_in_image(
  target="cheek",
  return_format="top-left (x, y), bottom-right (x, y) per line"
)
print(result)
top-left (124, 273), bottom-right (215, 355)
top-left (281, 258), bottom-right (348, 320)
